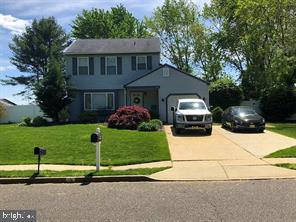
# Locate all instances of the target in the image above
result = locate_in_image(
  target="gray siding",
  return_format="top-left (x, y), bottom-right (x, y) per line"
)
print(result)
top-left (66, 53), bottom-right (160, 90)
top-left (127, 66), bottom-right (209, 121)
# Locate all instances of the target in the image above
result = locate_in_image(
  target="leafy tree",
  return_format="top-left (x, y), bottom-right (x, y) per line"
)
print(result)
top-left (193, 28), bottom-right (224, 82)
top-left (209, 77), bottom-right (243, 109)
top-left (261, 86), bottom-right (296, 121)
top-left (204, 0), bottom-right (296, 98)
top-left (145, 0), bottom-right (203, 73)
top-left (72, 4), bottom-right (150, 39)
top-left (34, 60), bottom-right (73, 122)
top-left (2, 17), bottom-right (68, 98)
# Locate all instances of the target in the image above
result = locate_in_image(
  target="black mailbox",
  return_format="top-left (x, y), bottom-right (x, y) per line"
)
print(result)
top-left (34, 147), bottom-right (46, 156)
top-left (171, 106), bottom-right (175, 111)
top-left (91, 133), bottom-right (99, 143)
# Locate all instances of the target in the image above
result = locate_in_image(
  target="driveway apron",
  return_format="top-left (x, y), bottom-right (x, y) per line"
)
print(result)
top-left (151, 126), bottom-right (296, 180)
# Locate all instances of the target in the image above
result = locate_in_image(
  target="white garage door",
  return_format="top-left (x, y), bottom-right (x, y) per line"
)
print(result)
top-left (167, 94), bottom-right (199, 123)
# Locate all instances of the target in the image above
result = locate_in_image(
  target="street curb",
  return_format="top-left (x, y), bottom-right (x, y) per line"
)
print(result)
top-left (0, 175), bottom-right (156, 184)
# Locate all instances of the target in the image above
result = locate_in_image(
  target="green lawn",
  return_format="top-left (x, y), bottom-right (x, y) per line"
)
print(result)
top-left (0, 124), bottom-right (170, 166)
top-left (267, 123), bottom-right (296, 139)
top-left (0, 167), bottom-right (169, 178)
top-left (275, 163), bottom-right (296, 171)
top-left (265, 123), bottom-right (296, 158)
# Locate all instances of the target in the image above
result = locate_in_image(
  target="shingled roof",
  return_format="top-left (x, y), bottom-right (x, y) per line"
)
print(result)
top-left (64, 38), bottom-right (160, 55)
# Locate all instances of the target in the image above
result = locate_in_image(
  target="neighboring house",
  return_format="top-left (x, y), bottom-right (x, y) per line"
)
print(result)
top-left (0, 98), bottom-right (17, 106)
top-left (64, 38), bottom-right (209, 123)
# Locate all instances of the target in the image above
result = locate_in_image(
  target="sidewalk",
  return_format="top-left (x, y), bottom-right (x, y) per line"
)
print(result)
top-left (0, 161), bottom-right (172, 171)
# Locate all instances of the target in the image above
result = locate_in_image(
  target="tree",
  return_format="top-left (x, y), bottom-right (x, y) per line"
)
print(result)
top-left (145, 0), bottom-right (203, 73)
top-left (193, 28), bottom-right (224, 82)
top-left (34, 60), bottom-right (73, 122)
top-left (204, 0), bottom-right (296, 98)
top-left (72, 4), bottom-right (150, 39)
top-left (2, 17), bottom-right (68, 98)
top-left (209, 77), bottom-right (243, 109)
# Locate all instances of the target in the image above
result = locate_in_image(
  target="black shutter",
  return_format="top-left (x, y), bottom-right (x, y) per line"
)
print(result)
top-left (117, 56), bottom-right (122, 74)
top-left (72, 57), bottom-right (77, 75)
top-left (131, 56), bottom-right (136, 70)
top-left (89, 57), bottom-right (94, 75)
top-left (100, 57), bottom-right (105, 75)
top-left (147, 56), bottom-right (152, 70)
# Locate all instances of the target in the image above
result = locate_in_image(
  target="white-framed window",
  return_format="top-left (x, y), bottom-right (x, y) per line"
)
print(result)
top-left (137, 56), bottom-right (147, 70)
top-left (106, 56), bottom-right (117, 75)
top-left (84, 92), bottom-right (115, 110)
top-left (78, 57), bottom-right (89, 75)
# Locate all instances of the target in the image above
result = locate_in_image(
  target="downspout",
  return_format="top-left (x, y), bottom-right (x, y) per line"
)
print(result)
top-left (124, 88), bottom-right (127, 106)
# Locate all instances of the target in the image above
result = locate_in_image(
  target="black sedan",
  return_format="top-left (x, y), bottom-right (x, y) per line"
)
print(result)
top-left (221, 106), bottom-right (265, 133)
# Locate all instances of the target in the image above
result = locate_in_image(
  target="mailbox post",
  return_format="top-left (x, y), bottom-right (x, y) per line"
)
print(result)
top-left (34, 147), bottom-right (46, 174)
top-left (91, 128), bottom-right (102, 171)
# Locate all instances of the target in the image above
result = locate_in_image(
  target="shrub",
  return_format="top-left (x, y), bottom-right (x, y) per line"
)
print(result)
top-left (23, 117), bottom-right (32, 126)
top-left (108, 106), bottom-right (151, 130)
top-left (137, 121), bottom-right (159, 131)
top-left (209, 77), bottom-right (243, 110)
top-left (32, 116), bottom-right (48, 127)
top-left (212, 107), bottom-right (223, 123)
top-left (150, 119), bottom-right (163, 128)
top-left (79, 112), bottom-right (98, 123)
top-left (260, 86), bottom-right (296, 121)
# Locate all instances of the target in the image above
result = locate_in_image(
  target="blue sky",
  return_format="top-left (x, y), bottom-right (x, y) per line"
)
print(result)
top-left (0, 0), bottom-right (210, 105)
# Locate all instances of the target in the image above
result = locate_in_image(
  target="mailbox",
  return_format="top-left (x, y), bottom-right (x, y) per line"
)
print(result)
top-left (91, 133), bottom-right (102, 143)
top-left (171, 106), bottom-right (175, 111)
top-left (34, 147), bottom-right (46, 156)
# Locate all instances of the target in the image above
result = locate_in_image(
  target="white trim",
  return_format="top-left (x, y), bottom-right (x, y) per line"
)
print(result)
top-left (84, 92), bottom-right (115, 111)
top-left (136, 55), bottom-right (147, 70)
top-left (77, 57), bottom-right (89, 75)
top-left (106, 56), bottom-right (117, 75)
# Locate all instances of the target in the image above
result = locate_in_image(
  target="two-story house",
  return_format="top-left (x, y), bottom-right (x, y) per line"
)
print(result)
top-left (64, 38), bottom-right (209, 123)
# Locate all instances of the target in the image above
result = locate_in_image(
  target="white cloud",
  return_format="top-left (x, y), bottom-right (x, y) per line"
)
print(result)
top-left (0, 65), bottom-right (16, 72)
top-left (0, 14), bottom-right (31, 35)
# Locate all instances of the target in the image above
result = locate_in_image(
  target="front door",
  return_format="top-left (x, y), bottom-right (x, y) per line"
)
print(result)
top-left (130, 92), bottom-right (144, 106)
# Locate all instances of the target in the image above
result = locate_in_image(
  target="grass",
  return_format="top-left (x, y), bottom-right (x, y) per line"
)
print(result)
top-left (275, 163), bottom-right (296, 170)
top-left (0, 124), bottom-right (170, 166)
top-left (265, 123), bottom-right (296, 158)
top-left (0, 167), bottom-right (170, 178)
top-left (265, 146), bottom-right (296, 158)
top-left (266, 123), bottom-right (296, 139)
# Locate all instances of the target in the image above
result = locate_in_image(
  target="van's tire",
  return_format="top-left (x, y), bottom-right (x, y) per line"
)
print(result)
top-left (205, 128), bottom-right (212, 135)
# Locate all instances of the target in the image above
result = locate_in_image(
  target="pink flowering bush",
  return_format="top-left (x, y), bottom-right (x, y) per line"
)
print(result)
top-left (108, 106), bottom-right (151, 130)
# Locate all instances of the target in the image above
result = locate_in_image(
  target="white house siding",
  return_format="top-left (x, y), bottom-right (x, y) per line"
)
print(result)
top-left (0, 105), bottom-right (45, 123)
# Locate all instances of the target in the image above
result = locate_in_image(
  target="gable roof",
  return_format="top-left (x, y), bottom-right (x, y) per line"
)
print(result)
top-left (64, 38), bottom-right (160, 55)
top-left (124, 64), bottom-right (209, 87)
top-left (0, 98), bottom-right (17, 106)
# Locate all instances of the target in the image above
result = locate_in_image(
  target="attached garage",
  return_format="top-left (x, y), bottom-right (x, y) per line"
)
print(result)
top-left (125, 64), bottom-right (209, 123)
top-left (166, 94), bottom-right (200, 123)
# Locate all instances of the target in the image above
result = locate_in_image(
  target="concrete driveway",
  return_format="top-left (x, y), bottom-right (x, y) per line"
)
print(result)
top-left (151, 126), bottom-right (296, 180)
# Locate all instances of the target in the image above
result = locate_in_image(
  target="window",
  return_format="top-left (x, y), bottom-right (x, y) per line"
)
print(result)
top-left (84, 92), bottom-right (115, 110)
top-left (137, 56), bottom-right (146, 70)
top-left (78, 57), bottom-right (89, 75)
top-left (106, 56), bottom-right (117, 75)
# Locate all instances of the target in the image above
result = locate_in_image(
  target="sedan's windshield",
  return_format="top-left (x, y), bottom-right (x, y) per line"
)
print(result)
top-left (179, 102), bottom-right (206, 110)
top-left (233, 107), bottom-right (256, 116)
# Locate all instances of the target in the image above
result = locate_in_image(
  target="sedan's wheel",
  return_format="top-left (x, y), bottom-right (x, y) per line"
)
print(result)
top-left (231, 122), bottom-right (236, 132)
top-left (221, 119), bottom-right (226, 128)
top-left (258, 128), bottom-right (264, 133)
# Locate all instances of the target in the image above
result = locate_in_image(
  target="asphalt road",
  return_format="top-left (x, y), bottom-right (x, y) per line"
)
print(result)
top-left (0, 180), bottom-right (296, 222)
